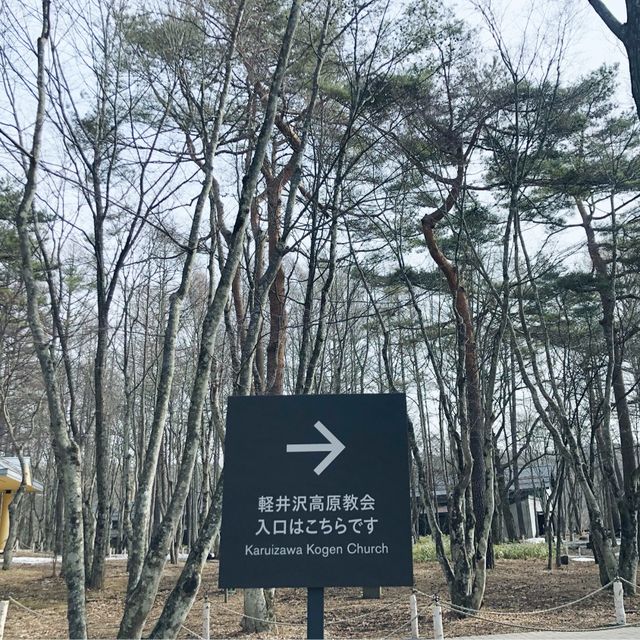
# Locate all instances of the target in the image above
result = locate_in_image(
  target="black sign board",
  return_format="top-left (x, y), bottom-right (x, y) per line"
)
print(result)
top-left (218, 393), bottom-right (413, 589)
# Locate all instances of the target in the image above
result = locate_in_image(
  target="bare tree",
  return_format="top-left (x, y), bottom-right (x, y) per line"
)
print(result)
top-left (587, 0), bottom-right (640, 119)
top-left (6, 0), bottom-right (88, 635)
top-left (122, 0), bottom-right (247, 597)
top-left (117, 1), bottom-right (302, 636)
top-left (45, 0), bottom-right (182, 588)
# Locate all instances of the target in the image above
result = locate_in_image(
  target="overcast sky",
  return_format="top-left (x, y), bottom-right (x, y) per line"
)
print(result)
top-left (456, 0), bottom-right (633, 111)
top-left (568, 0), bottom-right (630, 88)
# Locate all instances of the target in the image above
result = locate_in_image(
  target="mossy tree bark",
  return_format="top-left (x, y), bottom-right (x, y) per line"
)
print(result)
top-left (13, 3), bottom-right (87, 635)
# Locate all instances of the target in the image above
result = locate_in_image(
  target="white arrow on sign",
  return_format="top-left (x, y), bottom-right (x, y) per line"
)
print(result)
top-left (286, 421), bottom-right (345, 475)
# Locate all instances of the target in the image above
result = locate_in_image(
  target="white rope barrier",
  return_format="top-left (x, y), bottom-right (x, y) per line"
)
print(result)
top-left (382, 601), bottom-right (434, 639)
top-left (181, 622), bottom-right (205, 639)
top-left (213, 603), bottom-right (306, 628)
top-left (618, 575), bottom-right (640, 590)
top-left (324, 593), bottom-right (409, 614)
top-left (416, 580), bottom-right (614, 617)
top-left (325, 595), bottom-right (409, 626)
top-left (380, 617), bottom-right (410, 639)
top-left (439, 599), bottom-right (640, 634)
top-left (211, 592), bottom-right (425, 639)
top-left (218, 588), bottom-right (410, 614)
top-left (210, 578), bottom-right (639, 637)
top-left (418, 583), bottom-right (613, 617)
top-left (6, 570), bottom-right (639, 639)
top-left (212, 592), bottom-right (410, 629)
top-left (7, 596), bottom-right (47, 618)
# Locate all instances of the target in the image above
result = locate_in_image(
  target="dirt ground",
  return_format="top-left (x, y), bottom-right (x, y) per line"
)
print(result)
top-left (0, 557), bottom-right (638, 639)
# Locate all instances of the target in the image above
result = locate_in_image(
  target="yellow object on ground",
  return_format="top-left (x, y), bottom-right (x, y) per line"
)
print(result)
top-left (0, 457), bottom-right (43, 552)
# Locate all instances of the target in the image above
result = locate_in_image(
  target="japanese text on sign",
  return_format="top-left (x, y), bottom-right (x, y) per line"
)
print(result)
top-left (258, 493), bottom-right (375, 513)
top-left (255, 516), bottom-right (379, 536)
top-left (254, 493), bottom-right (380, 537)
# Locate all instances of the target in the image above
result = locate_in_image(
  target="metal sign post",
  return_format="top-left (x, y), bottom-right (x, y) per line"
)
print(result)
top-left (307, 587), bottom-right (324, 639)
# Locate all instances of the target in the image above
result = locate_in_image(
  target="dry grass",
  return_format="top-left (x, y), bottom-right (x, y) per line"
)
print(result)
top-left (0, 556), bottom-right (638, 638)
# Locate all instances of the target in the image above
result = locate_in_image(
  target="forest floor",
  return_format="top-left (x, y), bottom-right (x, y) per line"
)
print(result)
top-left (0, 555), bottom-right (638, 638)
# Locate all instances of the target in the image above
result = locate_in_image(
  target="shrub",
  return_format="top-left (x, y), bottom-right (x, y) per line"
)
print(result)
top-left (413, 537), bottom-right (546, 562)
top-left (494, 541), bottom-right (547, 560)
top-left (413, 536), bottom-right (450, 562)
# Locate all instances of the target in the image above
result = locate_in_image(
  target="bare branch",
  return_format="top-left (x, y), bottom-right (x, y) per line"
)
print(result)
top-left (587, 0), bottom-right (626, 41)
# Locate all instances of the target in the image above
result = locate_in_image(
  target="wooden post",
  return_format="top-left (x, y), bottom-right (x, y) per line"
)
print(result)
top-left (202, 597), bottom-right (211, 640)
top-left (432, 596), bottom-right (444, 640)
top-left (0, 600), bottom-right (9, 640)
top-left (410, 590), bottom-right (419, 639)
top-left (613, 579), bottom-right (626, 625)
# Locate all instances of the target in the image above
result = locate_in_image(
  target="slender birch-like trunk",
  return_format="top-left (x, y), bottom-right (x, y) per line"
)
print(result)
top-left (576, 197), bottom-right (638, 593)
top-left (237, 0), bottom-right (333, 627)
top-left (13, 4), bottom-right (87, 635)
top-left (125, 1), bottom-right (245, 593)
top-left (148, 476), bottom-right (224, 639)
top-left (508, 209), bottom-right (620, 588)
top-left (117, 3), bottom-right (301, 637)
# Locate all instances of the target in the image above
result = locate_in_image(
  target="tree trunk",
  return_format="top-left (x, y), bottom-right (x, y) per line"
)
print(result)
top-left (496, 463), bottom-right (517, 541)
top-left (239, 4), bottom-right (332, 626)
top-left (3, 482), bottom-right (25, 570)
top-left (577, 197), bottom-right (638, 593)
top-left (53, 476), bottom-right (64, 577)
top-left (626, 2), bottom-right (640, 119)
top-left (125, 0), bottom-right (246, 593)
top-left (118, 4), bottom-right (301, 638)
top-left (82, 491), bottom-right (95, 580)
top-left (265, 199), bottom-right (287, 396)
top-left (510, 350), bottom-right (526, 538)
top-left (555, 469), bottom-right (565, 568)
top-left (149, 478), bottom-right (224, 639)
top-left (89, 309), bottom-right (111, 589)
top-left (509, 201), bottom-right (620, 591)
top-left (294, 200), bottom-right (319, 393)
top-left (13, 1), bottom-right (87, 635)
top-left (420, 140), bottom-right (494, 609)
top-left (0, 404), bottom-right (28, 570)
